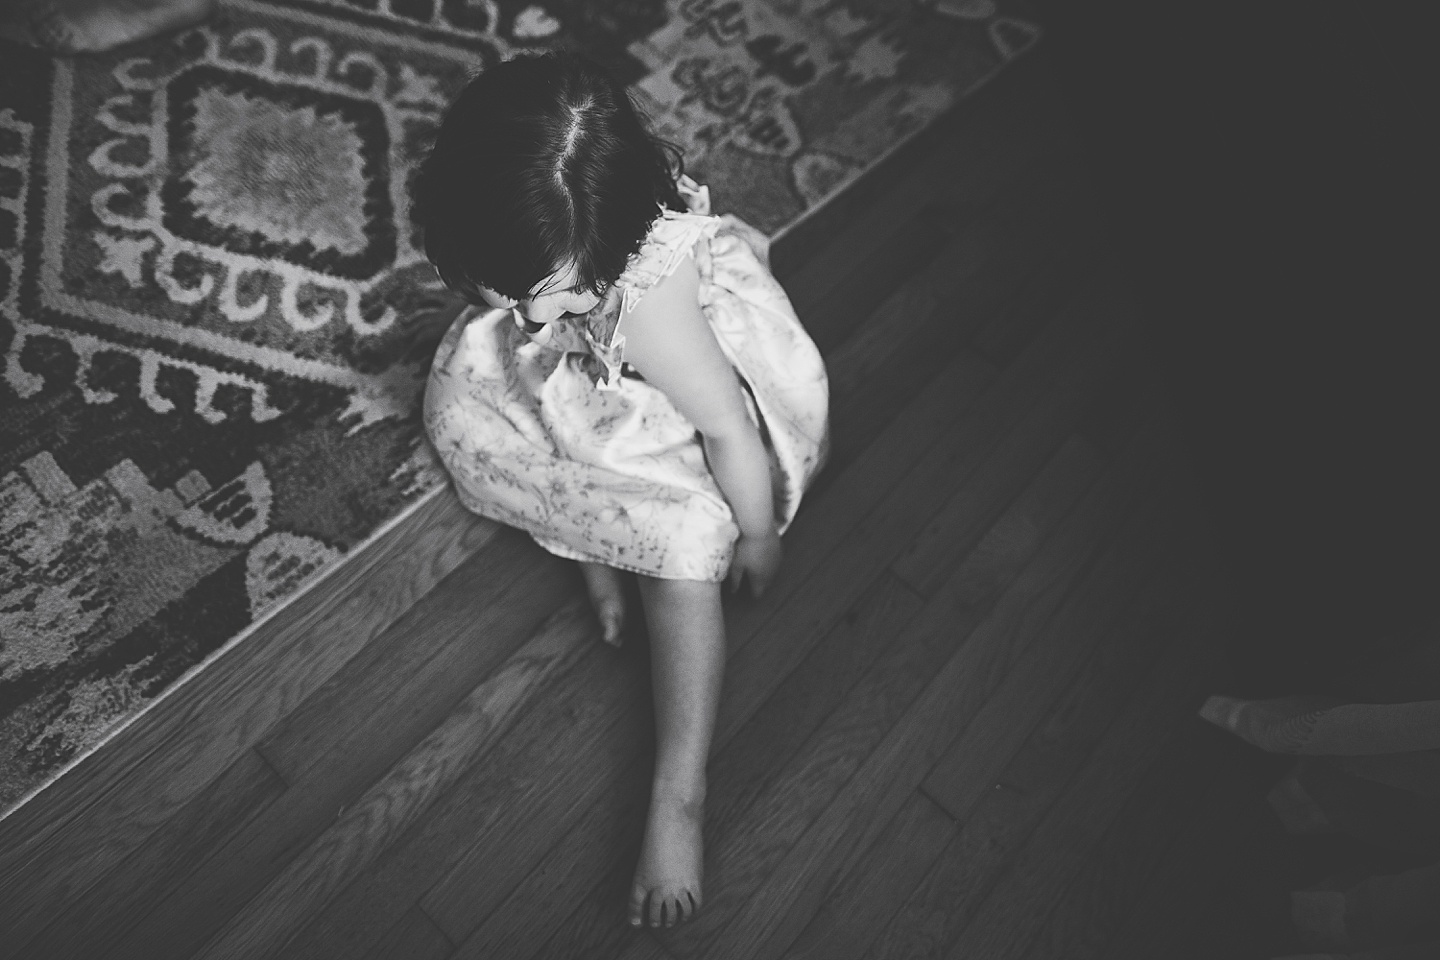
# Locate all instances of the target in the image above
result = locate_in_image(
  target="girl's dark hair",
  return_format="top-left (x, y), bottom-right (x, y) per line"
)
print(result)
top-left (414, 52), bottom-right (685, 304)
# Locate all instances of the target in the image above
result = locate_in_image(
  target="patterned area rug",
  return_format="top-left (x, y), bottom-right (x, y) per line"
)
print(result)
top-left (0, 0), bottom-right (1038, 814)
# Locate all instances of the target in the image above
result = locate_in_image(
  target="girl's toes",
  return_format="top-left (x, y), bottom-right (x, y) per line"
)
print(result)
top-left (684, 889), bottom-right (701, 923)
top-left (599, 604), bottom-right (623, 646)
top-left (578, 563), bottom-right (626, 646)
top-left (627, 882), bottom-right (647, 927)
top-left (647, 890), bottom-right (665, 928)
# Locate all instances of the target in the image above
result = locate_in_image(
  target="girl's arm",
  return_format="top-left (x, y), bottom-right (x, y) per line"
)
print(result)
top-left (620, 252), bottom-right (780, 592)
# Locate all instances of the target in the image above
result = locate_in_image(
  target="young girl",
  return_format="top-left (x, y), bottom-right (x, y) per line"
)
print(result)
top-left (416, 52), bottom-right (829, 929)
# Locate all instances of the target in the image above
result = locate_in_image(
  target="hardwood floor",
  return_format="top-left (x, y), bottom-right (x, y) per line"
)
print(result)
top-left (0, 51), bottom-right (1272, 960)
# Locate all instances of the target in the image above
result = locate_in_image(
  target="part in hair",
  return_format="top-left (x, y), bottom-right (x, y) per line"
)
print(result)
top-left (415, 52), bottom-right (685, 304)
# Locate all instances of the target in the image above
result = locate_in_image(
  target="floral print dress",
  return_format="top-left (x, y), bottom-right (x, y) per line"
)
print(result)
top-left (423, 177), bottom-right (830, 581)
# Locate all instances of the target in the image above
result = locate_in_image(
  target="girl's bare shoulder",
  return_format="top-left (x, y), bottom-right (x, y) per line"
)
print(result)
top-left (619, 253), bottom-right (750, 437)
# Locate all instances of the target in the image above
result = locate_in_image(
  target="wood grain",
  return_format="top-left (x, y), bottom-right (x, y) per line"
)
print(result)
top-left (918, 502), bottom-right (1191, 827)
top-left (737, 344), bottom-right (994, 649)
top-left (779, 791), bottom-right (958, 960)
top-left (459, 574), bottom-right (922, 960)
top-left (888, 423), bottom-right (1109, 601)
top-left (447, 749), bottom-right (651, 960)
top-left (18, 748), bottom-right (286, 960)
top-left (821, 156), bottom-right (1098, 478)
top-left (706, 573), bottom-right (927, 837)
top-left (277, 638), bottom-right (648, 960)
top-left (414, 670), bottom-right (653, 945)
top-left (503, 414), bottom-right (1111, 960)
top-left (96, 534), bottom-right (568, 960)
top-left (716, 268), bottom-right (1126, 758)
top-left (797, 208), bottom-right (953, 355)
top-left (643, 378), bottom-right (1163, 960)
top-left (916, 422), bottom-right (1168, 814)
top-left (253, 526), bottom-right (559, 783)
top-left (192, 599), bottom-right (595, 960)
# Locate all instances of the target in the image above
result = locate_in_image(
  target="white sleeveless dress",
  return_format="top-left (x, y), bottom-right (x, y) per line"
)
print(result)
top-left (423, 178), bottom-right (829, 581)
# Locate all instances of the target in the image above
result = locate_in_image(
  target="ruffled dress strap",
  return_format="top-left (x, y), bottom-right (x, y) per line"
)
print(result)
top-left (582, 176), bottom-right (722, 389)
top-left (617, 175), bottom-right (722, 316)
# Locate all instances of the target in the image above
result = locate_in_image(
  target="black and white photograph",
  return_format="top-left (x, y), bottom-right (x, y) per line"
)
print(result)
top-left (1, 1), bottom-right (1434, 957)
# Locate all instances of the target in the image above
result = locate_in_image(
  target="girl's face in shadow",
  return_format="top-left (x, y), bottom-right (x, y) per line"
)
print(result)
top-left (475, 262), bottom-right (603, 341)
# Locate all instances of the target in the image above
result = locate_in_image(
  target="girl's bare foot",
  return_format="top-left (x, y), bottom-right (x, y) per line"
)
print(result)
top-left (579, 561), bottom-right (625, 646)
top-left (1, 0), bottom-right (213, 55)
top-left (629, 778), bottom-right (705, 928)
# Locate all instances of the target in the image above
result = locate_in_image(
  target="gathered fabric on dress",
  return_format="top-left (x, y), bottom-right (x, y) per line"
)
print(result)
top-left (423, 177), bottom-right (830, 581)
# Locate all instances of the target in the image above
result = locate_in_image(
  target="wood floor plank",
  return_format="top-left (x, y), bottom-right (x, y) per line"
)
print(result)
top-left (739, 342), bottom-right (993, 641)
top-left (779, 791), bottom-right (958, 960)
top-left (642, 389), bottom-right (1171, 960)
top-left (254, 526), bottom-right (560, 783)
top-left (682, 487), bottom-right (1189, 960)
top-left (941, 618), bottom-right (1226, 960)
top-left (277, 636), bottom-right (650, 960)
top-left (447, 748), bottom-right (651, 960)
top-left (918, 500), bottom-right (1190, 826)
top-left (414, 689), bottom-right (652, 945)
top-left (0, 491), bottom-right (495, 948)
top-left (822, 162), bottom-right (1090, 405)
top-left (514, 569), bottom-right (952, 960)
top-left (887, 420), bottom-right (1108, 601)
top-left (1018, 722), bottom-right (1237, 960)
top-left (915, 424), bottom-right (1167, 815)
top-left (95, 539), bottom-right (571, 960)
top-left (192, 600), bottom-right (595, 960)
top-left (863, 593), bottom-right (1207, 960)
top-left (18, 748), bottom-right (286, 960)
top-left (707, 434), bottom-right (1102, 851)
top-left (715, 267), bottom-right (1129, 759)
top-left (821, 154), bottom-right (1101, 477)
top-left (798, 208), bottom-right (954, 355)
top-left (706, 573), bottom-right (927, 837)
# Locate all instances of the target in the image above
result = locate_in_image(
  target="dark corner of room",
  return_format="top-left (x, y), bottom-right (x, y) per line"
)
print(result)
top-left (1034, 3), bottom-right (1440, 956)
top-left (1033, 0), bottom-right (1439, 694)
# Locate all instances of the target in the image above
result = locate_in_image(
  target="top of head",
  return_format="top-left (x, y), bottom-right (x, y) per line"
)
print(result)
top-left (414, 52), bottom-right (686, 305)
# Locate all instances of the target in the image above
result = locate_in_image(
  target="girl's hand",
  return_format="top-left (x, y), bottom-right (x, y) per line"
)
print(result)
top-left (728, 528), bottom-right (782, 598)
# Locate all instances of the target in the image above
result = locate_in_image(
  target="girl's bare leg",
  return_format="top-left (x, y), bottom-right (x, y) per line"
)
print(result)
top-left (628, 576), bottom-right (725, 928)
top-left (579, 561), bottom-right (626, 647)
